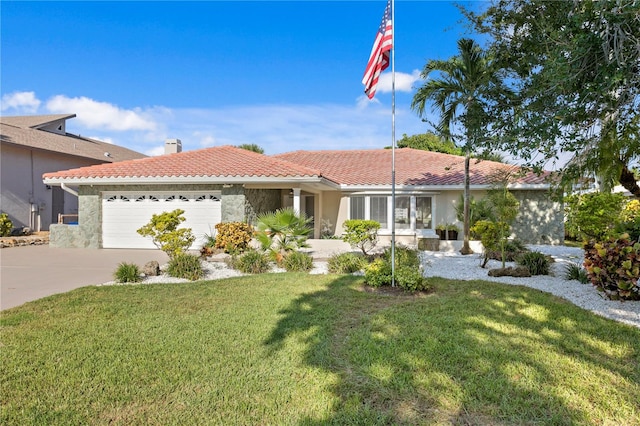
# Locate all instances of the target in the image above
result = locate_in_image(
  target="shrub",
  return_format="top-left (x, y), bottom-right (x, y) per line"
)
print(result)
top-left (487, 239), bottom-right (528, 262)
top-left (137, 209), bottom-right (195, 259)
top-left (215, 222), bottom-right (253, 254)
top-left (395, 266), bottom-right (431, 292)
top-left (583, 235), bottom-right (640, 300)
top-left (113, 262), bottom-right (141, 283)
top-left (255, 208), bottom-right (312, 263)
top-left (166, 253), bottom-right (204, 281)
top-left (0, 213), bottom-right (13, 237)
top-left (564, 262), bottom-right (589, 284)
top-left (342, 219), bottom-right (380, 255)
top-left (231, 250), bottom-right (271, 274)
top-left (364, 258), bottom-right (392, 288)
top-left (282, 251), bottom-right (314, 272)
top-left (565, 192), bottom-right (625, 241)
top-left (472, 220), bottom-right (510, 268)
top-left (516, 251), bottom-right (551, 276)
top-left (364, 245), bottom-right (429, 291)
top-left (327, 252), bottom-right (368, 274)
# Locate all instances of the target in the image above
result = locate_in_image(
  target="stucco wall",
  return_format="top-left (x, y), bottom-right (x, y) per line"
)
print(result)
top-left (511, 189), bottom-right (564, 244)
top-left (244, 188), bottom-right (282, 225)
top-left (1, 144), bottom-right (102, 231)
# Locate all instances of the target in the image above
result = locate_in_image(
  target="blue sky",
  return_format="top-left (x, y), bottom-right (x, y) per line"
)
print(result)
top-left (1, 1), bottom-right (483, 156)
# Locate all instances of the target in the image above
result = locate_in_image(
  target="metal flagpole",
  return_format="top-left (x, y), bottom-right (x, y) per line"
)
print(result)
top-left (391, 0), bottom-right (396, 287)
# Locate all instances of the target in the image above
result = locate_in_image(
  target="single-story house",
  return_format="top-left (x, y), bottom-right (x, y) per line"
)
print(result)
top-left (42, 144), bottom-right (564, 249)
top-left (1, 114), bottom-right (146, 231)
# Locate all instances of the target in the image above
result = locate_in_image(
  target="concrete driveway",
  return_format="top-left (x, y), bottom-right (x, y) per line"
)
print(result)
top-left (0, 246), bottom-right (169, 310)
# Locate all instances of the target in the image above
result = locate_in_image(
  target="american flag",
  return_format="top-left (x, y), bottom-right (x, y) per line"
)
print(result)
top-left (362, 0), bottom-right (393, 99)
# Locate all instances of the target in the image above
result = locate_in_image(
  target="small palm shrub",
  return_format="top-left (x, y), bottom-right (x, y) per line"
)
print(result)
top-left (231, 250), bottom-right (271, 274)
top-left (564, 262), bottom-right (589, 284)
top-left (327, 252), bottom-right (368, 274)
top-left (255, 208), bottom-right (312, 263)
top-left (516, 251), bottom-right (551, 275)
top-left (282, 251), bottom-right (314, 272)
top-left (215, 222), bottom-right (254, 254)
top-left (166, 253), bottom-right (204, 281)
top-left (114, 262), bottom-right (141, 283)
top-left (0, 213), bottom-right (13, 237)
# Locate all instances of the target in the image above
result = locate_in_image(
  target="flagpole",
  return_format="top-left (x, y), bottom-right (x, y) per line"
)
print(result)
top-left (390, 0), bottom-right (396, 287)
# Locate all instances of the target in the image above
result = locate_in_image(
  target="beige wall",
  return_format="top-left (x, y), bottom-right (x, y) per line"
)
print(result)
top-left (0, 144), bottom-right (102, 231)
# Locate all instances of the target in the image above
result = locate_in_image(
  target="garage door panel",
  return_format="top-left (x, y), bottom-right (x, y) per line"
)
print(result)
top-left (102, 192), bottom-right (221, 249)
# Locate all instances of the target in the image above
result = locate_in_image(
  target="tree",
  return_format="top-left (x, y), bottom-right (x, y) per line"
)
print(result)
top-left (411, 38), bottom-right (510, 254)
top-left (462, 0), bottom-right (640, 198)
top-left (396, 132), bottom-right (462, 155)
top-left (136, 209), bottom-right (195, 259)
top-left (236, 143), bottom-right (264, 154)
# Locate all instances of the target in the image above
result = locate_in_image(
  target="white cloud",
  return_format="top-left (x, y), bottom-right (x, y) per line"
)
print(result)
top-left (377, 69), bottom-right (422, 94)
top-left (1, 91), bottom-right (41, 113)
top-left (145, 146), bottom-right (166, 157)
top-left (45, 95), bottom-right (157, 131)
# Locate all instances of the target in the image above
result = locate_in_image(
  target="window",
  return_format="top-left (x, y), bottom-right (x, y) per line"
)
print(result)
top-left (395, 196), bottom-right (411, 229)
top-left (370, 196), bottom-right (387, 225)
top-left (348, 194), bottom-right (434, 232)
top-left (415, 197), bottom-right (432, 229)
top-left (350, 196), bottom-right (365, 220)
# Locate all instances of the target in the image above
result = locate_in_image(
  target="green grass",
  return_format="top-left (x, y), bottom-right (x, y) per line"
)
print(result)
top-left (2, 274), bottom-right (639, 425)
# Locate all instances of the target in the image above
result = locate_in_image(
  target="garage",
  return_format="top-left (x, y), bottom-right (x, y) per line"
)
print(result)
top-left (102, 191), bottom-right (221, 249)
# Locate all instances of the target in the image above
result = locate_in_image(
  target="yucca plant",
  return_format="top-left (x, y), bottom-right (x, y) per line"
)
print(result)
top-left (255, 208), bottom-right (312, 264)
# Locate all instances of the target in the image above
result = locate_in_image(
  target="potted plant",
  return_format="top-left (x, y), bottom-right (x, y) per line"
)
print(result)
top-left (436, 223), bottom-right (460, 240)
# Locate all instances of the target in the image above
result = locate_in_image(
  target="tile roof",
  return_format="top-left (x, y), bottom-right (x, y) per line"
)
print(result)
top-left (43, 145), bottom-right (324, 181)
top-left (1, 114), bottom-right (145, 163)
top-left (274, 148), bottom-right (550, 186)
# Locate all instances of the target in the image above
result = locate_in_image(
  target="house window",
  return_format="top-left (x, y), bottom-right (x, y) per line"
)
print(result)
top-left (370, 196), bottom-right (387, 225)
top-left (415, 197), bottom-right (432, 229)
top-left (350, 196), bottom-right (365, 220)
top-left (395, 196), bottom-right (411, 229)
top-left (348, 194), bottom-right (434, 232)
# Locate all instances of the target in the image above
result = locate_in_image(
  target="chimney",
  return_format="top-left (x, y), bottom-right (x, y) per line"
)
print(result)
top-left (165, 138), bottom-right (182, 154)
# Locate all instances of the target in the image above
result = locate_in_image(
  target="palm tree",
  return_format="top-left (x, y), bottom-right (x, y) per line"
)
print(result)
top-left (411, 38), bottom-right (508, 254)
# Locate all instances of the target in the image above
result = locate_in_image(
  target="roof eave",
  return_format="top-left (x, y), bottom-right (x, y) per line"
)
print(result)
top-left (340, 183), bottom-right (550, 191)
top-left (43, 175), bottom-right (338, 187)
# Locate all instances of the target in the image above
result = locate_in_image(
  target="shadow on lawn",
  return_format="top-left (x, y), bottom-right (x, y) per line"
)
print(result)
top-left (264, 276), bottom-right (640, 425)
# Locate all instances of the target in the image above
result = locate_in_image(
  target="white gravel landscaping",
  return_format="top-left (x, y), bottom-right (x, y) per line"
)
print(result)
top-left (100, 244), bottom-right (640, 329)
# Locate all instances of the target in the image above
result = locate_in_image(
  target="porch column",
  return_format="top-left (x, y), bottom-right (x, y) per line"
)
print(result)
top-left (292, 188), bottom-right (301, 214)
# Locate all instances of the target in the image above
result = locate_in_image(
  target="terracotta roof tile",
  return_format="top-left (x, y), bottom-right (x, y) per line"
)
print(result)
top-left (274, 148), bottom-right (549, 186)
top-left (43, 145), bottom-right (323, 180)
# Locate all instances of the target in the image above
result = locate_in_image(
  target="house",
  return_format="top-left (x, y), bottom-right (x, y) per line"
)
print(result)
top-left (42, 145), bottom-right (564, 249)
top-left (1, 114), bottom-right (146, 232)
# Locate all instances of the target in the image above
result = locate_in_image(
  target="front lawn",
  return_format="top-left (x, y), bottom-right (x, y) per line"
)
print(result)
top-left (2, 274), bottom-right (639, 425)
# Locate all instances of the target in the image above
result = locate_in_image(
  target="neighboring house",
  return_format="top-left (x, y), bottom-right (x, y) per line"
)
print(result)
top-left (1, 114), bottom-right (146, 231)
top-left (42, 145), bottom-right (564, 249)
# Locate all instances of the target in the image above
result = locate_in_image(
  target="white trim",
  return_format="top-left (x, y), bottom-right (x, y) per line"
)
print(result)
top-left (43, 176), bottom-right (339, 187)
top-left (341, 183), bottom-right (550, 191)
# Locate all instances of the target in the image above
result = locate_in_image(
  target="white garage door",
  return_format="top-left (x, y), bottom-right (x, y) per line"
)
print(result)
top-left (102, 191), bottom-right (222, 249)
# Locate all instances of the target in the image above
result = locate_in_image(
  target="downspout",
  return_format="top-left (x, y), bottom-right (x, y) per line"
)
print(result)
top-left (60, 183), bottom-right (78, 197)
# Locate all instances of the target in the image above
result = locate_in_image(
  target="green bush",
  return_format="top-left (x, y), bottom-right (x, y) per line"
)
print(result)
top-left (364, 245), bottom-right (429, 291)
top-left (471, 220), bottom-right (511, 268)
top-left (166, 253), bottom-right (204, 281)
top-left (282, 251), bottom-right (314, 272)
top-left (137, 209), bottom-right (195, 259)
top-left (231, 250), bottom-right (271, 274)
top-left (342, 219), bottom-right (381, 255)
top-left (215, 222), bottom-right (254, 254)
top-left (516, 251), bottom-right (551, 276)
top-left (565, 192), bottom-right (625, 241)
top-left (327, 252), bottom-right (368, 274)
top-left (487, 239), bottom-right (529, 262)
top-left (113, 262), bottom-right (141, 283)
top-left (364, 258), bottom-right (392, 288)
top-left (584, 235), bottom-right (640, 300)
top-left (0, 213), bottom-right (13, 237)
top-left (563, 262), bottom-right (589, 284)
